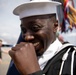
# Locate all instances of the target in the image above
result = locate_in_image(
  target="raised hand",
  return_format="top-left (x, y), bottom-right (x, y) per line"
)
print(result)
top-left (9, 42), bottom-right (40, 75)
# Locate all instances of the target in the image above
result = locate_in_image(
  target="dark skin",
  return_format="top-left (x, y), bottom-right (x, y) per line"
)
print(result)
top-left (9, 14), bottom-right (58, 75)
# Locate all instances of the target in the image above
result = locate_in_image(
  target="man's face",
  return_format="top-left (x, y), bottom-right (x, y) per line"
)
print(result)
top-left (20, 15), bottom-right (56, 56)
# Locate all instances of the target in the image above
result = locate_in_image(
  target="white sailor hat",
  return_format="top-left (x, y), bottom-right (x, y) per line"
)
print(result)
top-left (13, 0), bottom-right (61, 19)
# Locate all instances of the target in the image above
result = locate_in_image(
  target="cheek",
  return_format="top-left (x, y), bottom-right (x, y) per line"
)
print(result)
top-left (35, 30), bottom-right (53, 56)
top-left (38, 30), bottom-right (52, 49)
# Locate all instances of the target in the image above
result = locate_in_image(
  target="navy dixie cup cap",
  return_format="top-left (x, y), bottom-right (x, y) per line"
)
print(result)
top-left (13, 0), bottom-right (61, 19)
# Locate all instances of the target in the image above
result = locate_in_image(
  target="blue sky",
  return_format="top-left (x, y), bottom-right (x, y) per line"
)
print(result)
top-left (0, 0), bottom-right (76, 45)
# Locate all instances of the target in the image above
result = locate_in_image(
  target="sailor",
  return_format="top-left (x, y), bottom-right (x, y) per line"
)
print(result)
top-left (7, 0), bottom-right (76, 75)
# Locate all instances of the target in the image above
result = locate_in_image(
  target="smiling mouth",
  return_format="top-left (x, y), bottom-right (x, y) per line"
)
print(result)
top-left (33, 42), bottom-right (39, 47)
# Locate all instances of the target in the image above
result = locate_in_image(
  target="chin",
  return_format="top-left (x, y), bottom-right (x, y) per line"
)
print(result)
top-left (36, 50), bottom-right (44, 56)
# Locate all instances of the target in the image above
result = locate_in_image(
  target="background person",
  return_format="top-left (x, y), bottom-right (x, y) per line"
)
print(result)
top-left (0, 39), bottom-right (2, 63)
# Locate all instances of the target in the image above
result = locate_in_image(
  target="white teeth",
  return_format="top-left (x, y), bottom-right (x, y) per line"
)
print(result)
top-left (34, 42), bottom-right (39, 46)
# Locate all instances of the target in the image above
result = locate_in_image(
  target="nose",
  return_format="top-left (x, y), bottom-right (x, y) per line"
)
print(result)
top-left (25, 35), bottom-right (34, 41)
top-left (23, 31), bottom-right (34, 42)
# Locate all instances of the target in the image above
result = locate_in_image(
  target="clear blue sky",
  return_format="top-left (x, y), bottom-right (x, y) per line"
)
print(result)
top-left (0, 0), bottom-right (76, 45)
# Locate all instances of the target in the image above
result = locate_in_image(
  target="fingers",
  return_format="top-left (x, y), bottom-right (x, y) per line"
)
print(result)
top-left (12, 42), bottom-right (26, 51)
top-left (8, 50), bottom-right (15, 59)
top-left (9, 42), bottom-right (35, 62)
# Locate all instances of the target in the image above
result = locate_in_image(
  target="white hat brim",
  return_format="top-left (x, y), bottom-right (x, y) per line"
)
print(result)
top-left (13, 1), bottom-right (61, 19)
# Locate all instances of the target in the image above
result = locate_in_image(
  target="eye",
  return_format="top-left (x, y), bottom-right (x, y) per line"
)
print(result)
top-left (30, 24), bottom-right (43, 32)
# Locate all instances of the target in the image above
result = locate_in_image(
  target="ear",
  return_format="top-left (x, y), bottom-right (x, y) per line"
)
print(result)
top-left (53, 20), bottom-right (58, 33)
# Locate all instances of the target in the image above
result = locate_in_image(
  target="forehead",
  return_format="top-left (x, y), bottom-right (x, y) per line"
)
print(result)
top-left (21, 14), bottom-right (56, 22)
